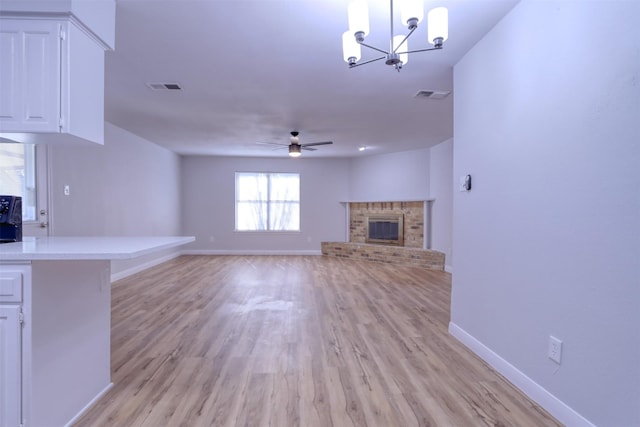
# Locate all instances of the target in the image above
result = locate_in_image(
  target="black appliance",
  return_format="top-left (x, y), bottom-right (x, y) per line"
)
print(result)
top-left (0, 195), bottom-right (22, 243)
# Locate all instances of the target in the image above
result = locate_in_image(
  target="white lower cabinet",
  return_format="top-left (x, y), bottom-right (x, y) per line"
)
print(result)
top-left (0, 306), bottom-right (22, 427)
top-left (0, 269), bottom-right (24, 427)
top-left (1, 261), bottom-right (112, 426)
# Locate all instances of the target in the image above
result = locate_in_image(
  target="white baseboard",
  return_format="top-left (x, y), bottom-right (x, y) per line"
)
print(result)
top-left (64, 382), bottom-right (113, 427)
top-left (110, 252), bottom-right (182, 282)
top-left (448, 322), bottom-right (595, 427)
top-left (182, 249), bottom-right (323, 256)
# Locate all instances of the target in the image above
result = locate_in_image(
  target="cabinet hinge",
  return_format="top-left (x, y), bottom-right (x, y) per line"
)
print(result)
top-left (59, 116), bottom-right (65, 131)
top-left (19, 311), bottom-right (24, 325)
top-left (59, 26), bottom-right (66, 41)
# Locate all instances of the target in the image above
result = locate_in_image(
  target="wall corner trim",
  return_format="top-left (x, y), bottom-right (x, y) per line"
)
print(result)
top-left (448, 322), bottom-right (596, 427)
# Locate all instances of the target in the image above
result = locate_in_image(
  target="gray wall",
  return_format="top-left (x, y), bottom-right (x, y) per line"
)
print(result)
top-left (348, 148), bottom-right (430, 201)
top-left (180, 156), bottom-right (349, 253)
top-left (451, 2), bottom-right (639, 426)
top-left (49, 122), bottom-right (182, 277)
top-left (429, 138), bottom-right (453, 271)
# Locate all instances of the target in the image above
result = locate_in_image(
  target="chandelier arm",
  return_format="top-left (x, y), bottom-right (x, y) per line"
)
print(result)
top-left (393, 27), bottom-right (417, 54)
top-left (400, 46), bottom-right (444, 54)
top-left (358, 41), bottom-right (389, 55)
top-left (349, 55), bottom-right (387, 68)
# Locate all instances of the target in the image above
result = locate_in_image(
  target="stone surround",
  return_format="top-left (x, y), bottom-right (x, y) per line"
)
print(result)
top-left (321, 242), bottom-right (445, 271)
top-left (350, 201), bottom-right (424, 248)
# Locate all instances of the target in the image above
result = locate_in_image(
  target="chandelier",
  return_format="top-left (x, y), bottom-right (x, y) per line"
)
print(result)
top-left (342, 0), bottom-right (448, 71)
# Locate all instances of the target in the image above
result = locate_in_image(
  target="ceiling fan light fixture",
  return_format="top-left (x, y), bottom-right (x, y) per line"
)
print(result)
top-left (289, 144), bottom-right (302, 157)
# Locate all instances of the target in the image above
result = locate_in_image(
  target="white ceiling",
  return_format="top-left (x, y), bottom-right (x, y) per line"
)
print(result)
top-left (105, 0), bottom-right (518, 158)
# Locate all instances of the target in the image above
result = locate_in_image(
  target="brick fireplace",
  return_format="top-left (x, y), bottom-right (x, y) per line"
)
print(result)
top-left (321, 200), bottom-right (445, 270)
top-left (349, 201), bottom-right (424, 247)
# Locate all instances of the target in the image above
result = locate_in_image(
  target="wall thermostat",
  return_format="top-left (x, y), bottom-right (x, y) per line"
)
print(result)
top-left (459, 174), bottom-right (472, 192)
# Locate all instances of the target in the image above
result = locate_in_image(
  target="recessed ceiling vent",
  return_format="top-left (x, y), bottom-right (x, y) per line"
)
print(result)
top-left (146, 82), bottom-right (182, 91)
top-left (414, 90), bottom-right (451, 100)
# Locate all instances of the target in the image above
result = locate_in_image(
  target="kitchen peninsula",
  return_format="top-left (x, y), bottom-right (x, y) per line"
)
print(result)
top-left (0, 236), bottom-right (194, 427)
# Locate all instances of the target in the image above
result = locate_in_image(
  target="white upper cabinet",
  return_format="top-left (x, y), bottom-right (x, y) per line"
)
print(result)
top-left (0, 20), bottom-right (62, 135)
top-left (0, 2), bottom-right (114, 145)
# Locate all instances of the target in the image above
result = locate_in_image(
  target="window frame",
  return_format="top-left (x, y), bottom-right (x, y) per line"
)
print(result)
top-left (0, 143), bottom-right (50, 235)
top-left (234, 172), bottom-right (301, 233)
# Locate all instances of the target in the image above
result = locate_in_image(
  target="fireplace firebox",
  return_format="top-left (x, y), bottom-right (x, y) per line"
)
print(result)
top-left (366, 214), bottom-right (404, 246)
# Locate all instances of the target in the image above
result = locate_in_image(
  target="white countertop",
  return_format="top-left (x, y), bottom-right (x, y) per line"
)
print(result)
top-left (0, 236), bottom-right (195, 261)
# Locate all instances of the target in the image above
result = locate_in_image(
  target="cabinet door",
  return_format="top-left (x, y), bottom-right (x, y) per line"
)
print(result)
top-left (0, 19), bottom-right (62, 133)
top-left (0, 305), bottom-right (22, 427)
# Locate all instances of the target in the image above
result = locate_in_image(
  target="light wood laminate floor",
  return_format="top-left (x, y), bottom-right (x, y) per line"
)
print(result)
top-left (74, 255), bottom-right (560, 426)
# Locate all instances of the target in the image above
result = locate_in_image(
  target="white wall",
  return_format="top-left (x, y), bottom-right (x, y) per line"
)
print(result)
top-left (49, 122), bottom-right (182, 276)
top-left (429, 138), bottom-right (453, 271)
top-left (451, 2), bottom-right (640, 426)
top-left (348, 148), bottom-right (430, 201)
top-left (180, 156), bottom-right (349, 253)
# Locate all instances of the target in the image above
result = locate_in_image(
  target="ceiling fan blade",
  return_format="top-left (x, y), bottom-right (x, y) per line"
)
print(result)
top-left (301, 141), bottom-right (333, 147)
top-left (301, 146), bottom-right (317, 151)
top-left (256, 142), bottom-right (288, 147)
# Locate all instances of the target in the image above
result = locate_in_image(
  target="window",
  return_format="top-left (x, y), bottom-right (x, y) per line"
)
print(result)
top-left (235, 172), bottom-right (300, 231)
top-left (0, 143), bottom-right (37, 221)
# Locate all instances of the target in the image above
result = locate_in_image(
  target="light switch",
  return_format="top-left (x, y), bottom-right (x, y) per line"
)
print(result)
top-left (64, 185), bottom-right (70, 196)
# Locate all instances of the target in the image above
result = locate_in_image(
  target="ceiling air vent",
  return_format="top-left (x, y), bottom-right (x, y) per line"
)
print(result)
top-left (146, 82), bottom-right (182, 91)
top-left (414, 90), bottom-right (451, 100)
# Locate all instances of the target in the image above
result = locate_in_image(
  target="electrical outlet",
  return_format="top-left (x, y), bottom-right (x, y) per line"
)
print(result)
top-left (548, 336), bottom-right (562, 364)
top-left (64, 185), bottom-right (70, 196)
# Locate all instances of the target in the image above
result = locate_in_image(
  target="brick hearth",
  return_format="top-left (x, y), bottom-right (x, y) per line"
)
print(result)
top-left (321, 242), bottom-right (445, 270)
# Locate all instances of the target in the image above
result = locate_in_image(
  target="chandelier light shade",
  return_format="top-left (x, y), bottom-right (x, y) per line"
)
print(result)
top-left (343, 30), bottom-right (361, 66)
top-left (342, 0), bottom-right (448, 71)
top-left (399, 0), bottom-right (424, 29)
top-left (427, 7), bottom-right (448, 46)
top-left (393, 35), bottom-right (408, 66)
top-left (348, 0), bottom-right (370, 39)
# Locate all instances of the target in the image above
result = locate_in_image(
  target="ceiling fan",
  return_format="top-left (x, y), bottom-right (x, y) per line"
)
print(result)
top-left (258, 131), bottom-right (333, 157)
